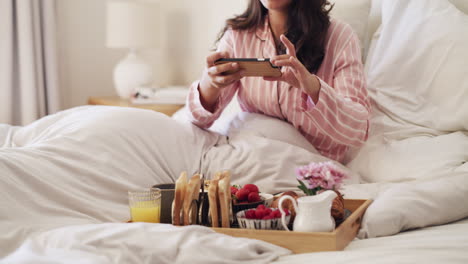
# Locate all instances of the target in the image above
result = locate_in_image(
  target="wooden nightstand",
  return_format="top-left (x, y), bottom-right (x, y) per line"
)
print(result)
top-left (88, 96), bottom-right (184, 116)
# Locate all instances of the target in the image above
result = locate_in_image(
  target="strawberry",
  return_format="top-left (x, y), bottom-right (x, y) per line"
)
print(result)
top-left (230, 186), bottom-right (238, 196)
top-left (248, 192), bottom-right (261, 203)
top-left (235, 188), bottom-right (251, 202)
top-left (243, 184), bottom-right (259, 193)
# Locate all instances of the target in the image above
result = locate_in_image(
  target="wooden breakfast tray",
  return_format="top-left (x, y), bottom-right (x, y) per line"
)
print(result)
top-left (212, 199), bottom-right (372, 254)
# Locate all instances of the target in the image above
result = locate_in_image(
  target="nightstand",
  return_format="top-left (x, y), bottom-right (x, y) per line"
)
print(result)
top-left (88, 96), bottom-right (184, 116)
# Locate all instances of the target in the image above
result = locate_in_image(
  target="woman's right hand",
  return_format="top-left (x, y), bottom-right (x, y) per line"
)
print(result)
top-left (199, 51), bottom-right (244, 112)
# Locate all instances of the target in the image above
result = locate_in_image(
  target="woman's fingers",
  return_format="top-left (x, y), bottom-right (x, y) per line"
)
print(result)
top-left (275, 57), bottom-right (306, 73)
top-left (270, 58), bottom-right (294, 67)
top-left (271, 54), bottom-right (291, 63)
top-left (208, 62), bottom-right (239, 76)
top-left (265, 57), bottom-right (310, 88)
top-left (289, 57), bottom-right (308, 75)
top-left (213, 70), bottom-right (244, 86)
top-left (280, 34), bottom-right (297, 57)
top-left (206, 51), bottom-right (229, 67)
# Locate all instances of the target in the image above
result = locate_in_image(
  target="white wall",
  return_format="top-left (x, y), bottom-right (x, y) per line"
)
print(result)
top-left (56, 0), bottom-right (247, 109)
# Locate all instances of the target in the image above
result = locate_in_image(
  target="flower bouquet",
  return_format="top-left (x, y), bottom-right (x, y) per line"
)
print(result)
top-left (296, 161), bottom-right (347, 221)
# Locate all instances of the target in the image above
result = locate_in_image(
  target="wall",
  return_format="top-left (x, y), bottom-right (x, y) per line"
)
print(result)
top-left (56, 0), bottom-right (247, 109)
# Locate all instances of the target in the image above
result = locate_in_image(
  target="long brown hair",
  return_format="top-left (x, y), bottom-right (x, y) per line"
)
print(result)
top-left (216, 0), bottom-right (333, 73)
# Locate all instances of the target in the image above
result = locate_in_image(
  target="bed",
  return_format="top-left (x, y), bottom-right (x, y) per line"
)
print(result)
top-left (1, 0), bottom-right (468, 263)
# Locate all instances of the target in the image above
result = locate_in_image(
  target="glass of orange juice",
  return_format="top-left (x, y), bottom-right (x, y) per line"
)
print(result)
top-left (128, 188), bottom-right (161, 223)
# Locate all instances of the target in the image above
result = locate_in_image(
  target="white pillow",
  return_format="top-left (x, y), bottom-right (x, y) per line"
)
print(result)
top-left (348, 0), bottom-right (468, 183)
top-left (367, 0), bottom-right (468, 50)
top-left (449, 0), bottom-right (468, 14)
top-left (330, 0), bottom-right (372, 59)
top-left (365, 0), bottom-right (468, 133)
top-left (357, 170), bottom-right (468, 238)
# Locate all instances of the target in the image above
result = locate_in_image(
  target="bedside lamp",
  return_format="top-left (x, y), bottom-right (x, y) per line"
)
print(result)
top-left (106, 0), bottom-right (159, 99)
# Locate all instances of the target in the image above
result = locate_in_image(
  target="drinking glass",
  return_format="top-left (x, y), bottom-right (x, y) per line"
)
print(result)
top-left (128, 188), bottom-right (161, 223)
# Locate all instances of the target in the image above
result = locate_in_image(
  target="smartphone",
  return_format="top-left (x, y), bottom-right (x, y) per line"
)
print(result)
top-left (214, 58), bottom-right (281, 77)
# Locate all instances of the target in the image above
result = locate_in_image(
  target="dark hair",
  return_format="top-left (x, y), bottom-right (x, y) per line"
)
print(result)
top-left (216, 0), bottom-right (333, 73)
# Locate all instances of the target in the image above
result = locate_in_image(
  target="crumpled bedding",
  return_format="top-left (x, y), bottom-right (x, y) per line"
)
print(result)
top-left (1, 105), bottom-right (467, 263)
top-left (2, 223), bottom-right (290, 264)
top-left (0, 106), bottom-right (333, 262)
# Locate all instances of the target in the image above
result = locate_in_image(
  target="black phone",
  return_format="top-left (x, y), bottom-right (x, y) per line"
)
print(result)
top-left (214, 58), bottom-right (281, 77)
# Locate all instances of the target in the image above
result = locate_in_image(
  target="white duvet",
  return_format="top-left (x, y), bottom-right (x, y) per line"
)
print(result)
top-left (2, 0), bottom-right (468, 263)
top-left (0, 105), bottom-right (467, 263)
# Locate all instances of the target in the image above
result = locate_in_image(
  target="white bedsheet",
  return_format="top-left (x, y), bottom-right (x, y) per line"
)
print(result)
top-left (3, 219), bottom-right (468, 264)
top-left (0, 106), bottom-right (220, 259)
top-left (2, 223), bottom-right (289, 264)
top-left (276, 218), bottom-right (468, 264)
top-left (0, 106), bottom-right (333, 262)
top-left (1, 106), bottom-right (467, 263)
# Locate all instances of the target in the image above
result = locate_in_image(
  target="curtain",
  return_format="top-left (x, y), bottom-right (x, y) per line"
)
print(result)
top-left (0, 0), bottom-right (60, 125)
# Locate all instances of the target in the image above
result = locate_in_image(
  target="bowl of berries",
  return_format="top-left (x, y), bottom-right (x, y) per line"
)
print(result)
top-left (236, 204), bottom-right (291, 230)
top-left (231, 184), bottom-right (272, 215)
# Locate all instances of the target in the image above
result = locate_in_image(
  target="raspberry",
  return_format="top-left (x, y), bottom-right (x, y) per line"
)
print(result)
top-left (248, 192), bottom-right (261, 203)
top-left (264, 208), bottom-right (272, 215)
top-left (245, 210), bottom-right (256, 219)
top-left (256, 204), bottom-right (266, 210)
top-left (235, 188), bottom-right (251, 202)
top-left (272, 210), bottom-right (282, 218)
top-left (262, 215), bottom-right (274, 220)
top-left (230, 186), bottom-right (238, 196)
top-left (243, 184), bottom-right (259, 193)
top-left (255, 209), bottom-right (266, 219)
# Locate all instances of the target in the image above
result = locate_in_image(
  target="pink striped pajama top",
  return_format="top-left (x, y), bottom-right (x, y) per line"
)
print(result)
top-left (187, 18), bottom-right (371, 163)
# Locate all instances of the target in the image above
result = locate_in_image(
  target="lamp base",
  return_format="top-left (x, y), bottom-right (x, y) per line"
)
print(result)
top-left (113, 50), bottom-right (153, 99)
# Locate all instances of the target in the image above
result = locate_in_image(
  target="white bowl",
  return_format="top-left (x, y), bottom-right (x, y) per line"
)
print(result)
top-left (236, 209), bottom-right (290, 230)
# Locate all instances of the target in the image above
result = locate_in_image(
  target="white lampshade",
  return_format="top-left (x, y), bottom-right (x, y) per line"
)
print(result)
top-left (106, 0), bottom-right (160, 49)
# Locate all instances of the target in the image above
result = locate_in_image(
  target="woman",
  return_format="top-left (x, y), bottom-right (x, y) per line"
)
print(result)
top-left (0, 2), bottom-right (372, 235)
top-left (187, 0), bottom-right (370, 163)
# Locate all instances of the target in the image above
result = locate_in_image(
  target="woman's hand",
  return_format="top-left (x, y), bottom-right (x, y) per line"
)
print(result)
top-left (199, 51), bottom-right (244, 112)
top-left (265, 35), bottom-right (321, 103)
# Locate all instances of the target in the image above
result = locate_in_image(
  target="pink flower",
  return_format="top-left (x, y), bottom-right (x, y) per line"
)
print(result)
top-left (296, 161), bottom-right (347, 193)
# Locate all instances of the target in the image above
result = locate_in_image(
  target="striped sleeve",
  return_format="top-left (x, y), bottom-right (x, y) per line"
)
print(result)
top-left (186, 29), bottom-right (241, 128)
top-left (303, 28), bottom-right (371, 147)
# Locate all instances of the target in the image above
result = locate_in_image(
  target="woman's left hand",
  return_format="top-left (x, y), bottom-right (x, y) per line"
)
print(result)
top-left (265, 34), bottom-right (321, 103)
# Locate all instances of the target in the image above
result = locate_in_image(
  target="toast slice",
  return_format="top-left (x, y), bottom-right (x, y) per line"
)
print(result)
top-left (183, 174), bottom-right (201, 225)
top-left (218, 171), bottom-right (231, 228)
top-left (172, 171), bottom-right (188, 226)
top-left (207, 179), bottom-right (219, 227)
top-left (213, 171), bottom-right (222, 181)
